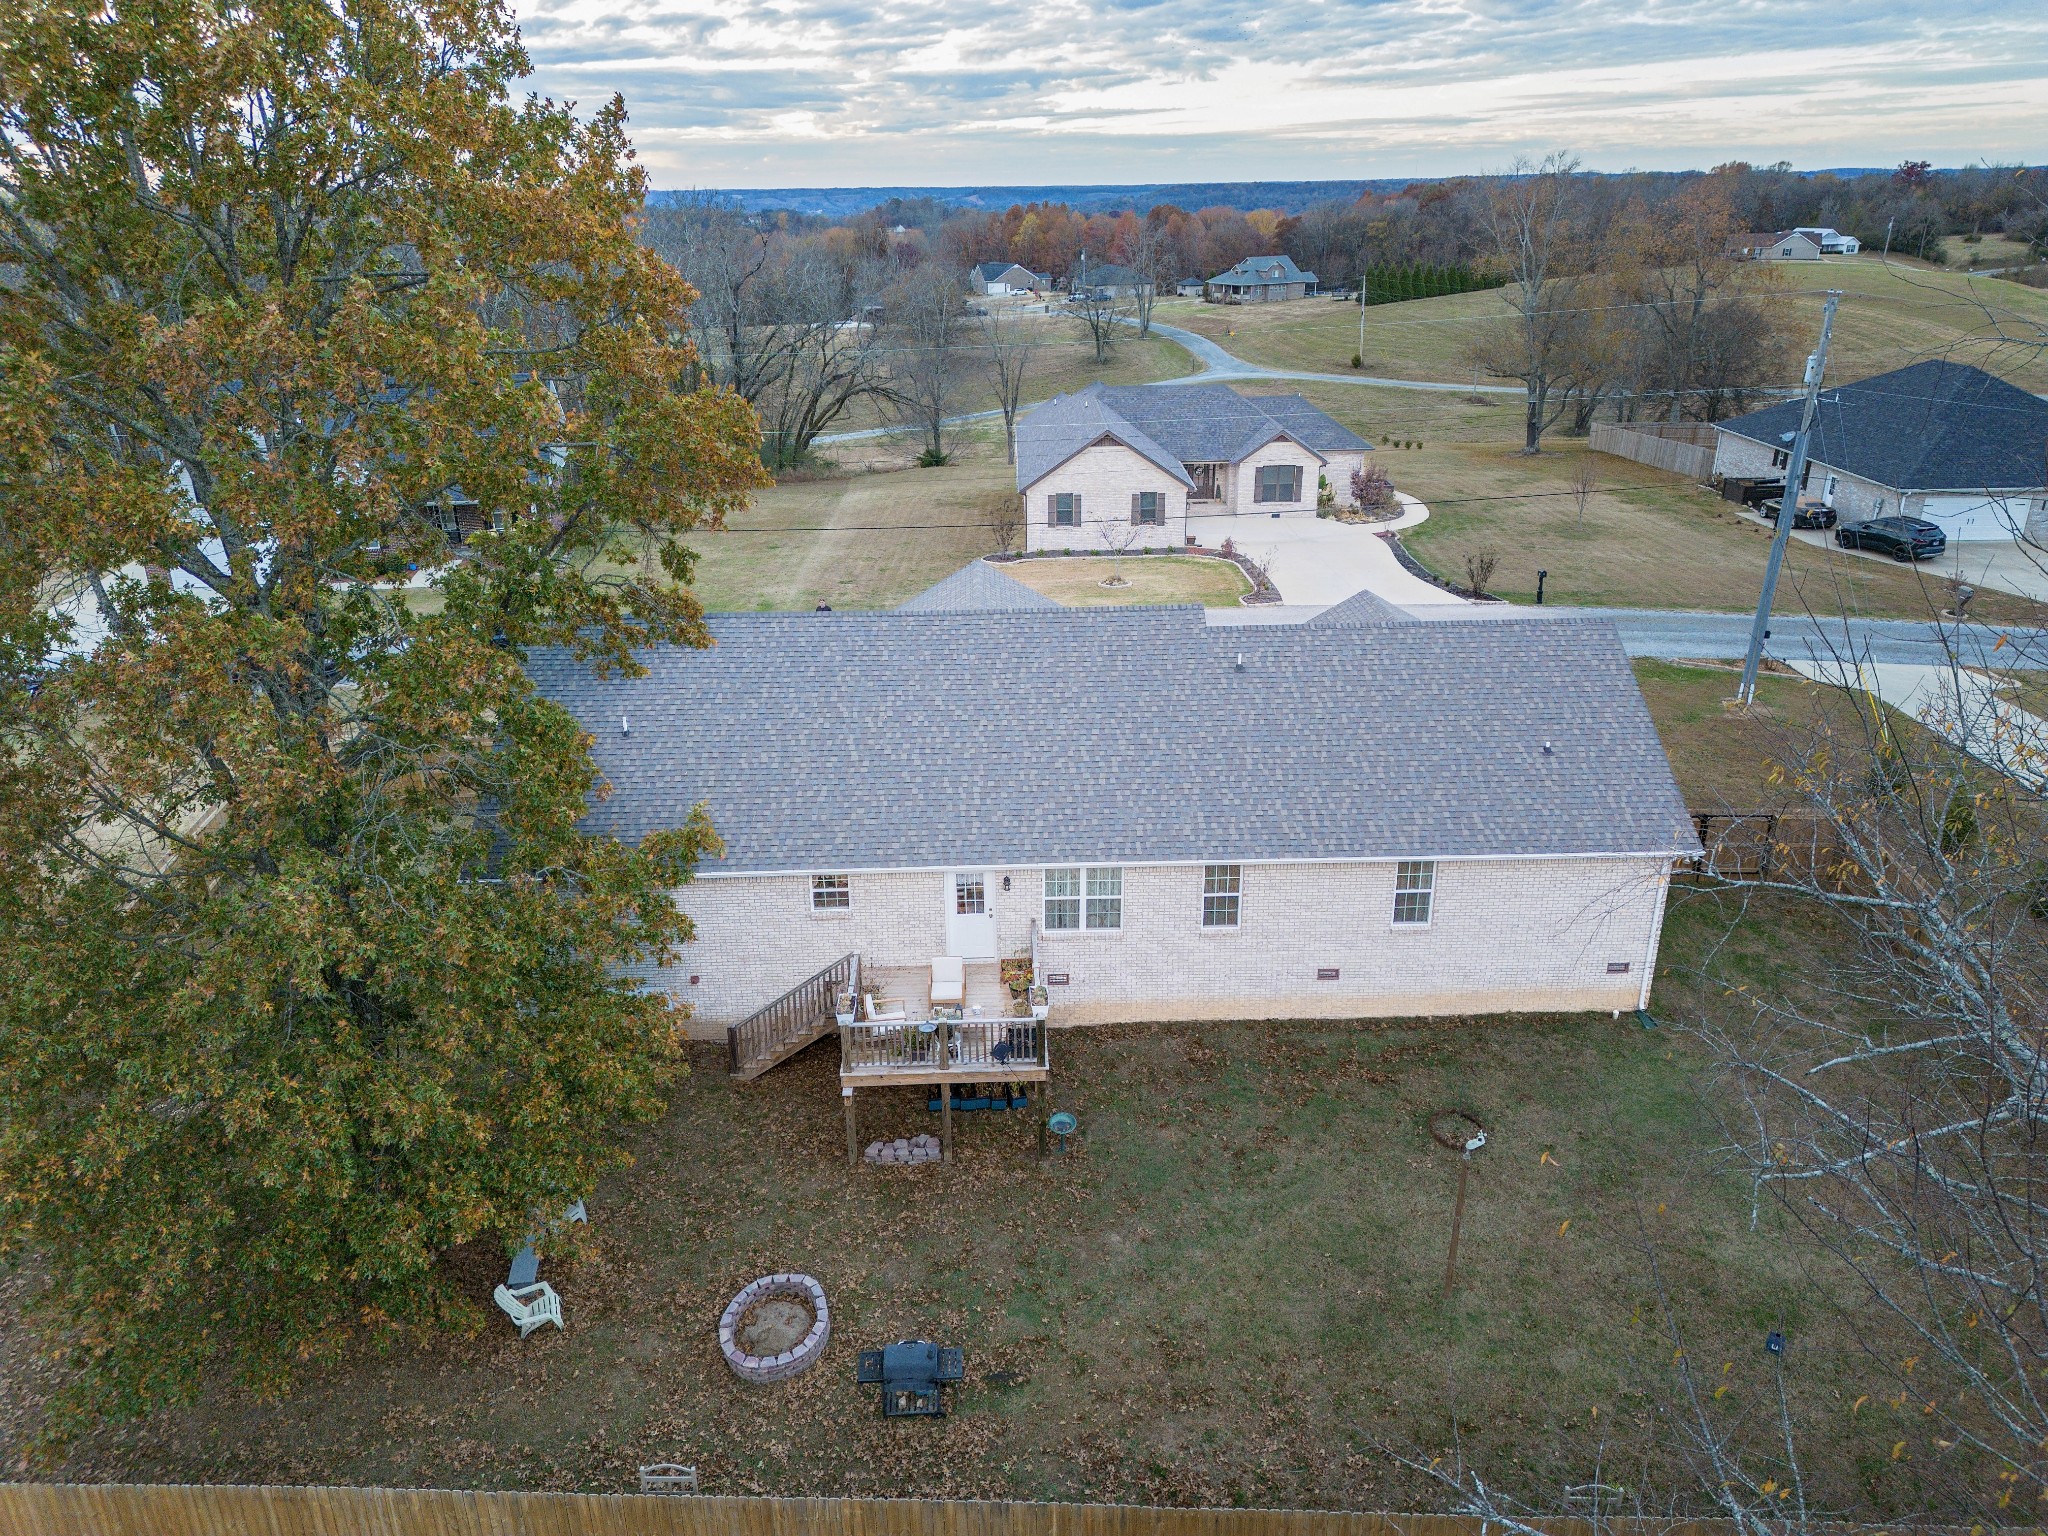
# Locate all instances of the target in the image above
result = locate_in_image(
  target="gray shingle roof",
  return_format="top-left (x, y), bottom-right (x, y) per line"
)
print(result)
top-left (1209, 253), bottom-right (1318, 287)
top-left (897, 560), bottom-right (1058, 612)
top-left (1308, 589), bottom-right (1412, 625)
top-left (1015, 383), bottom-right (1370, 492)
top-left (1717, 361), bottom-right (2048, 492)
top-left (525, 608), bottom-right (1696, 874)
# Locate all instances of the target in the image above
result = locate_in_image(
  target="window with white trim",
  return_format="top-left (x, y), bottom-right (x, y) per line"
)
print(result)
top-left (1043, 867), bottom-right (1080, 930)
top-left (811, 874), bottom-right (850, 910)
top-left (1132, 490), bottom-right (1165, 525)
top-left (1049, 492), bottom-right (1080, 528)
top-left (1392, 860), bottom-right (1434, 925)
top-left (955, 873), bottom-right (986, 914)
top-left (1254, 464), bottom-right (1302, 503)
top-left (1085, 867), bottom-right (1123, 929)
top-left (1202, 864), bottom-right (1241, 927)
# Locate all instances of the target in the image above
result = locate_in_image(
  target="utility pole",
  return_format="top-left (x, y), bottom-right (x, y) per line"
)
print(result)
top-left (1737, 291), bottom-right (1840, 705)
top-left (1358, 270), bottom-right (1367, 363)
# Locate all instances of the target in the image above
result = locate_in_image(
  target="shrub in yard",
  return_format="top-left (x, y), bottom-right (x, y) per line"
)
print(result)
top-left (916, 447), bottom-right (949, 467)
top-left (1350, 458), bottom-right (1396, 512)
top-left (1351, 352), bottom-right (1363, 369)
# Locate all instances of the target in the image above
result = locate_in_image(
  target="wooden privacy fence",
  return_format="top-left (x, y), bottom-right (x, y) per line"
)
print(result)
top-left (1589, 422), bottom-right (1717, 483)
top-left (0, 1485), bottom-right (1788, 1536)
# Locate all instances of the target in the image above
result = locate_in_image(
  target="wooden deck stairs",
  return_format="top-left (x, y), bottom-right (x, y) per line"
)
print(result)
top-left (728, 953), bottom-right (859, 1081)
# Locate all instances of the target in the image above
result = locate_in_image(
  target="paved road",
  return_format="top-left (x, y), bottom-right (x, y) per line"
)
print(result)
top-left (1396, 604), bottom-right (2048, 667)
top-left (1141, 319), bottom-right (1521, 394)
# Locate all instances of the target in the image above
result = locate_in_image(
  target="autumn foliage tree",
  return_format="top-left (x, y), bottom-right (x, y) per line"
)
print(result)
top-left (0, 0), bottom-right (765, 1431)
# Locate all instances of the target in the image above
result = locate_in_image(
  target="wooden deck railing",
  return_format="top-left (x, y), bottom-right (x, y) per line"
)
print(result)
top-left (729, 953), bottom-right (858, 1077)
top-left (841, 1016), bottom-right (1047, 1077)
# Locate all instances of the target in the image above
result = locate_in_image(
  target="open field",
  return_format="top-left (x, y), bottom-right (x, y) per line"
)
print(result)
top-left (999, 554), bottom-right (1249, 607)
top-left (688, 432), bottom-right (1014, 611)
top-left (1155, 253), bottom-right (2048, 393)
top-left (1240, 383), bottom-right (2048, 625)
top-left (823, 324), bottom-right (1194, 437)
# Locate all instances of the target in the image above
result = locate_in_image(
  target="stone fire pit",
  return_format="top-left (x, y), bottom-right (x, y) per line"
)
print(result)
top-left (718, 1273), bottom-right (830, 1383)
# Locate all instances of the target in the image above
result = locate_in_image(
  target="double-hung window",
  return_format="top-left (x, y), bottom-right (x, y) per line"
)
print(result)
top-left (1085, 867), bottom-right (1123, 929)
top-left (1392, 861), bottom-right (1434, 925)
top-left (1045, 866), bottom-right (1122, 930)
top-left (1202, 864), bottom-right (1241, 927)
top-left (1050, 492), bottom-right (1081, 528)
top-left (1131, 491), bottom-right (1165, 525)
top-left (1043, 868), bottom-right (1081, 930)
top-left (812, 874), bottom-right (851, 911)
top-left (1254, 465), bottom-right (1302, 503)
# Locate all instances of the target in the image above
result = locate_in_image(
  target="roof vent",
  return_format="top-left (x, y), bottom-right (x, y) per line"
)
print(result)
top-left (621, 714), bottom-right (631, 737)
top-left (1234, 651), bottom-right (1245, 672)
top-left (1542, 741), bottom-right (1553, 756)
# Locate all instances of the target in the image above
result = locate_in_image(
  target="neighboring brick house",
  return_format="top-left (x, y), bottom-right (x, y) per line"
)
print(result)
top-left (1014, 383), bottom-right (1370, 551)
top-left (1068, 259), bottom-right (1152, 300)
top-left (1727, 231), bottom-right (1821, 261)
top-left (1206, 253), bottom-right (1318, 302)
top-left (1711, 360), bottom-right (2048, 542)
top-left (526, 590), bottom-right (1698, 1049)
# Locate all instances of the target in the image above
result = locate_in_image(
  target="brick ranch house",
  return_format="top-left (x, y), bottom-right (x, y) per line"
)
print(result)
top-left (1711, 360), bottom-right (2048, 542)
top-left (1015, 383), bottom-right (1371, 552)
top-left (527, 576), bottom-right (1698, 1092)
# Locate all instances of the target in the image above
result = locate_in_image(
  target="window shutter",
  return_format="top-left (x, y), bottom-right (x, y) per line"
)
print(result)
top-left (1131, 492), bottom-right (1141, 523)
top-left (1048, 494), bottom-right (1057, 525)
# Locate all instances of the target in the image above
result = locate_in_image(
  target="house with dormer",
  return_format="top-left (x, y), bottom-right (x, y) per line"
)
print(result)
top-left (1013, 383), bottom-right (1371, 551)
top-left (1205, 253), bottom-right (1318, 302)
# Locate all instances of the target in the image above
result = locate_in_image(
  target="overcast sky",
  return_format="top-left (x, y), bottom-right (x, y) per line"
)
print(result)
top-left (517, 0), bottom-right (2048, 189)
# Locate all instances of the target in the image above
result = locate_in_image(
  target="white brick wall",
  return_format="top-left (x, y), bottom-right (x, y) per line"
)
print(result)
top-left (646, 855), bottom-right (1675, 1038)
top-left (1226, 439), bottom-right (1324, 515)
top-left (1024, 443), bottom-right (1189, 554)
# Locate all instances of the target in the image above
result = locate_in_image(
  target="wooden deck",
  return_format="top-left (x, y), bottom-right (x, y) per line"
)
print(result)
top-left (839, 1015), bottom-right (1050, 1088)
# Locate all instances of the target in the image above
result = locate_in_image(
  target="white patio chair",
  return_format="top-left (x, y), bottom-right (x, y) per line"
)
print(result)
top-left (494, 1280), bottom-right (564, 1338)
top-left (864, 993), bottom-right (908, 1023)
top-left (929, 956), bottom-right (966, 1007)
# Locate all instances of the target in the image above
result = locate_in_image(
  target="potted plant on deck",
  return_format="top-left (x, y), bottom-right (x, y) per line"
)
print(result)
top-left (1028, 985), bottom-right (1050, 1022)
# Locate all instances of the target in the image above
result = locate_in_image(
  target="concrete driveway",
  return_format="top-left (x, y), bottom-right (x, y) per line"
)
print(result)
top-left (1732, 508), bottom-right (2048, 604)
top-left (1189, 496), bottom-right (1458, 608)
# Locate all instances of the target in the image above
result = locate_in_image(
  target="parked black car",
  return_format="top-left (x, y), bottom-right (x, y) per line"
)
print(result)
top-left (1759, 498), bottom-right (1838, 530)
top-left (1835, 516), bottom-right (1947, 561)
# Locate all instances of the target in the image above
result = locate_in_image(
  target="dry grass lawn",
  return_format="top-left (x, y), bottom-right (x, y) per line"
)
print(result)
top-left (1157, 253), bottom-right (2048, 394)
top-left (688, 433), bottom-right (1015, 611)
top-left (999, 555), bottom-right (1249, 607)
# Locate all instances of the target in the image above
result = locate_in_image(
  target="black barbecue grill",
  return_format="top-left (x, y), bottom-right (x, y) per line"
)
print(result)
top-left (856, 1339), bottom-right (966, 1417)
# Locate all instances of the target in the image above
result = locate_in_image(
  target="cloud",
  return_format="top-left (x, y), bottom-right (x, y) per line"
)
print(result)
top-left (513, 0), bottom-right (2048, 185)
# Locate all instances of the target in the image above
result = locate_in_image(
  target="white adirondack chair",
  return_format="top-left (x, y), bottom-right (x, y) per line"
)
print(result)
top-left (929, 956), bottom-right (966, 1007)
top-left (864, 993), bottom-right (908, 1023)
top-left (494, 1280), bottom-right (564, 1338)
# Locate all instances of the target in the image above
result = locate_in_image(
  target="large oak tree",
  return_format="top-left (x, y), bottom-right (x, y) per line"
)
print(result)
top-left (0, 0), bottom-right (763, 1431)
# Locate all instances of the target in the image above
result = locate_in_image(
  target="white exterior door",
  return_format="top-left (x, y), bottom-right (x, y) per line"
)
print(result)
top-left (944, 871), bottom-right (997, 959)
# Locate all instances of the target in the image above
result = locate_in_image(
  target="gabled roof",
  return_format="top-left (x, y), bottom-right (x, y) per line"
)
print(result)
top-left (1209, 253), bottom-right (1317, 286)
top-left (1308, 588), bottom-right (1412, 625)
top-left (1716, 361), bottom-right (2048, 493)
top-left (1015, 384), bottom-right (1370, 491)
top-left (897, 560), bottom-right (1058, 612)
top-left (1076, 262), bottom-right (1146, 287)
top-left (526, 608), bottom-right (1697, 874)
top-left (1013, 386), bottom-right (1196, 490)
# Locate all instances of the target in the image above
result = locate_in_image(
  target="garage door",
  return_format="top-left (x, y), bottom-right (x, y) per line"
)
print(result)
top-left (1919, 495), bottom-right (2016, 542)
